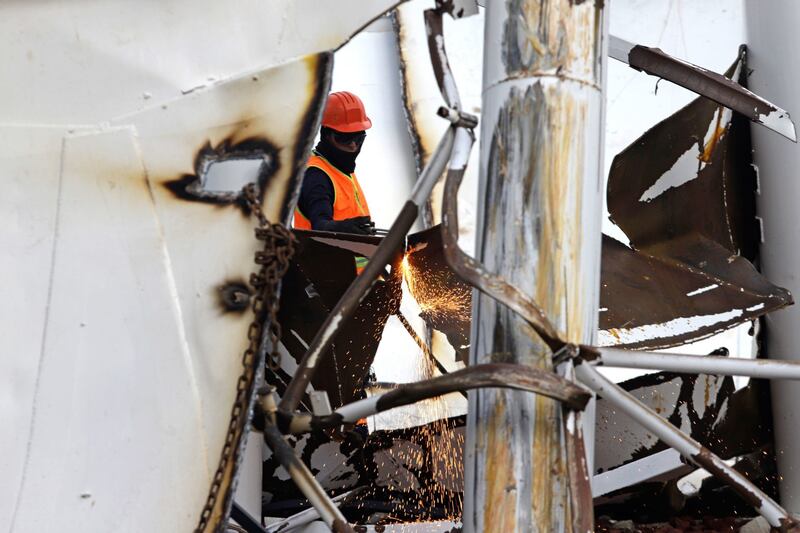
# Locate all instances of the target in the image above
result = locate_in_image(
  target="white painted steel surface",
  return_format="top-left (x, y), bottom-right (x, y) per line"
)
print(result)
top-left (0, 0), bottom-right (402, 124)
top-left (0, 1), bottom-right (405, 530)
top-left (745, 0), bottom-right (800, 514)
top-left (599, 348), bottom-right (800, 380)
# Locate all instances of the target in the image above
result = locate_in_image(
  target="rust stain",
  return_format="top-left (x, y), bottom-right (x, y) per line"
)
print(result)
top-left (533, 395), bottom-right (561, 529)
top-left (699, 107), bottom-right (727, 164)
top-left (503, 0), bottom-right (601, 84)
top-left (483, 395), bottom-right (516, 532)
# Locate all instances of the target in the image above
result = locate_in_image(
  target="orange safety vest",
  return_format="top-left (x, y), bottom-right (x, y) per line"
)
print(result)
top-left (294, 153), bottom-right (370, 230)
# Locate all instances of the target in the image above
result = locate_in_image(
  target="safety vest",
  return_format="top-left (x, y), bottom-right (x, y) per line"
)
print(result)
top-left (294, 153), bottom-right (370, 230)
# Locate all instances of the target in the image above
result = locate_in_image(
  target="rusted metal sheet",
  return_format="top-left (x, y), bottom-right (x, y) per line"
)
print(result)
top-left (604, 48), bottom-right (793, 349)
top-left (609, 49), bottom-right (757, 259)
top-left (608, 38), bottom-right (796, 141)
top-left (599, 235), bottom-right (791, 349)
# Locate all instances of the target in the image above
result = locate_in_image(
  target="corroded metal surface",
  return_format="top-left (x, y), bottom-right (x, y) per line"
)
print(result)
top-left (608, 50), bottom-right (757, 259)
top-left (613, 41), bottom-right (796, 141)
top-left (599, 234), bottom-right (791, 349)
top-left (604, 48), bottom-right (793, 349)
top-left (464, 1), bottom-right (606, 531)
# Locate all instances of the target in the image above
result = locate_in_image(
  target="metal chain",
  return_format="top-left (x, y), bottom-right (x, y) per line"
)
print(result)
top-left (195, 183), bottom-right (296, 532)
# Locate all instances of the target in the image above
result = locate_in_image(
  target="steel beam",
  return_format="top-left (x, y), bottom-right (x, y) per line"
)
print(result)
top-left (462, 2), bottom-right (606, 531)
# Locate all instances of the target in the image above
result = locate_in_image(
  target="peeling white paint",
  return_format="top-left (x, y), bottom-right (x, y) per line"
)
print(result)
top-left (686, 284), bottom-right (719, 297)
top-left (598, 308), bottom-right (748, 346)
top-left (758, 109), bottom-right (797, 142)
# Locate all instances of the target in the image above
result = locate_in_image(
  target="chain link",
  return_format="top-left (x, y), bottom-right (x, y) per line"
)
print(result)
top-left (195, 183), bottom-right (296, 532)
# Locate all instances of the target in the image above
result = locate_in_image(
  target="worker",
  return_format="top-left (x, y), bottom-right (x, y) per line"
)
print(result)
top-left (294, 91), bottom-right (376, 236)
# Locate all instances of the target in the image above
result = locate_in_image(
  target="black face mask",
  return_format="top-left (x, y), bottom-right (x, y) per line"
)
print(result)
top-left (315, 128), bottom-right (363, 174)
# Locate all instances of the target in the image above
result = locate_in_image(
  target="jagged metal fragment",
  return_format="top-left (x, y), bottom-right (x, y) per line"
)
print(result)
top-left (599, 235), bottom-right (791, 349)
top-left (609, 38), bottom-right (796, 142)
top-left (603, 48), bottom-right (793, 349)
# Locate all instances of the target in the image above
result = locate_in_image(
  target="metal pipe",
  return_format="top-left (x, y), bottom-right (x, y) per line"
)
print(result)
top-left (261, 423), bottom-right (354, 533)
top-left (282, 363), bottom-right (591, 434)
top-left (575, 362), bottom-right (798, 530)
top-left (424, 7), bottom-right (461, 110)
top-left (279, 126), bottom-right (455, 411)
top-left (463, 2), bottom-right (606, 531)
top-left (597, 347), bottom-right (800, 379)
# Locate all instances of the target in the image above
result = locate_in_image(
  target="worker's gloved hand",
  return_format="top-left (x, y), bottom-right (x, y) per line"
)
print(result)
top-left (329, 216), bottom-right (375, 235)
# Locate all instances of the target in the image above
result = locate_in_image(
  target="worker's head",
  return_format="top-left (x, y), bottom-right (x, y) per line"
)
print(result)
top-left (320, 91), bottom-right (371, 154)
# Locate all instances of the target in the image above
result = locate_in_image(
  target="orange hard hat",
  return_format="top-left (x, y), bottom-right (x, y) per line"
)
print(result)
top-left (321, 91), bottom-right (372, 133)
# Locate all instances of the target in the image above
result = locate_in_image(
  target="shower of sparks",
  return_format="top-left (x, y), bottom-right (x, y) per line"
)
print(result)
top-left (351, 251), bottom-right (473, 525)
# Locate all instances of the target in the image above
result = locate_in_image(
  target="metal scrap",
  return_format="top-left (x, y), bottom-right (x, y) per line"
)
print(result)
top-left (609, 39), bottom-right (796, 141)
top-left (603, 47), bottom-right (792, 349)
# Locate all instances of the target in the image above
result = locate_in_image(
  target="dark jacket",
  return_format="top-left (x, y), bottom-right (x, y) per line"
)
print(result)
top-left (297, 137), bottom-right (369, 232)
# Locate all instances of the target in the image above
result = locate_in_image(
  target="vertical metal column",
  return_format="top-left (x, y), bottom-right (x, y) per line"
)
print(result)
top-left (745, 0), bottom-right (800, 515)
top-left (463, 1), bottom-right (606, 531)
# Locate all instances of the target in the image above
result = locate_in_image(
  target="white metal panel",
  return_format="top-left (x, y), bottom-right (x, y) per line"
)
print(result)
top-left (0, 127), bottom-right (75, 530)
top-left (394, 1), bottom-right (483, 253)
top-left (10, 127), bottom-right (208, 532)
top-left (0, 0), bottom-right (402, 125)
top-left (4, 52), bottom-right (332, 532)
top-left (111, 54), bottom-right (330, 476)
